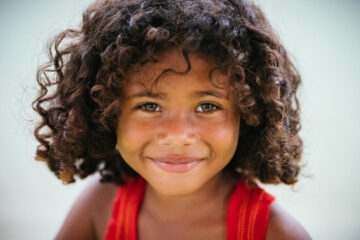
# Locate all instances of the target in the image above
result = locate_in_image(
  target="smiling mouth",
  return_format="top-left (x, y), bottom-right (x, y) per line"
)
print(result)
top-left (148, 157), bottom-right (203, 173)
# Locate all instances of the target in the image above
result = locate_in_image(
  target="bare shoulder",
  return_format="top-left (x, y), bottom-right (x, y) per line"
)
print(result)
top-left (55, 172), bottom-right (118, 240)
top-left (266, 202), bottom-right (312, 240)
top-left (90, 173), bottom-right (119, 239)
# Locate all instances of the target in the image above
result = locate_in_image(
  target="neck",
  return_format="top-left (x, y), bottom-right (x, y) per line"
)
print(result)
top-left (141, 172), bottom-right (238, 223)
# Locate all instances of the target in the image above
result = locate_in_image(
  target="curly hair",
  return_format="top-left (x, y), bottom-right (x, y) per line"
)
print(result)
top-left (33, 0), bottom-right (303, 186)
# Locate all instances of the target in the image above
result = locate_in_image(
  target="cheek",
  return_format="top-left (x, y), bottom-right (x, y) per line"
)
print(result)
top-left (199, 114), bottom-right (240, 157)
top-left (117, 110), bottom-right (240, 158)
top-left (206, 122), bottom-right (237, 140)
top-left (116, 115), bottom-right (150, 158)
top-left (205, 123), bottom-right (238, 150)
top-left (119, 120), bottom-right (145, 142)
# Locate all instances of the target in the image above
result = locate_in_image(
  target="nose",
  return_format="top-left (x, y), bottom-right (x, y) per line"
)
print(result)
top-left (157, 111), bottom-right (197, 146)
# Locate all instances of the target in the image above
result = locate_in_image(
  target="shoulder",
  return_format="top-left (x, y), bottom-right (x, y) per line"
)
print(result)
top-left (266, 201), bottom-right (312, 240)
top-left (55, 172), bottom-right (119, 240)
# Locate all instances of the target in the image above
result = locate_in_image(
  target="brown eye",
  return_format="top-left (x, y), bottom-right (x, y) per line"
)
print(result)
top-left (196, 103), bottom-right (220, 113)
top-left (137, 103), bottom-right (160, 112)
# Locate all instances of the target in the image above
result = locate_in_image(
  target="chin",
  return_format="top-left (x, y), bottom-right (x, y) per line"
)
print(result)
top-left (145, 174), bottom-right (207, 196)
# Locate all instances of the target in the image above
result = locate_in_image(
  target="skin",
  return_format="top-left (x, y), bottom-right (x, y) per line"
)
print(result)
top-left (55, 49), bottom-right (312, 240)
top-left (116, 49), bottom-right (241, 239)
top-left (116, 48), bottom-right (240, 196)
top-left (55, 173), bottom-right (312, 240)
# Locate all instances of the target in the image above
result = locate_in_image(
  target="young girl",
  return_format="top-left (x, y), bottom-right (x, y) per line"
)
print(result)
top-left (33, 0), bottom-right (311, 239)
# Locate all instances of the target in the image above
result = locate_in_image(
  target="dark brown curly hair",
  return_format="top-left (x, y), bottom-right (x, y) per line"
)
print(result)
top-left (33, 0), bottom-right (304, 186)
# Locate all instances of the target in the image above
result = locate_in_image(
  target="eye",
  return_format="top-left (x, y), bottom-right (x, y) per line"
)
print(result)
top-left (136, 102), bottom-right (160, 112)
top-left (196, 103), bottom-right (221, 113)
top-left (135, 102), bottom-right (221, 113)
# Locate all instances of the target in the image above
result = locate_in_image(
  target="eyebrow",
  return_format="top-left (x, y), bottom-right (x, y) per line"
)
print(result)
top-left (127, 90), bottom-right (227, 100)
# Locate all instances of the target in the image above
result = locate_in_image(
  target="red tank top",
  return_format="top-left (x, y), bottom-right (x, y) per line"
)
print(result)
top-left (104, 177), bottom-right (275, 240)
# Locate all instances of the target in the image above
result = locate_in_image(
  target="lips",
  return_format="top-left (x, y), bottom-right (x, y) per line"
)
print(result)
top-left (147, 156), bottom-right (204, 173)
top-left (150, 156), bottom-right (202, 163)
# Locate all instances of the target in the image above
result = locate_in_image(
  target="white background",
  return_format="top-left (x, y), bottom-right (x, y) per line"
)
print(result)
top-left (0, 0), bottom-right (359, 239)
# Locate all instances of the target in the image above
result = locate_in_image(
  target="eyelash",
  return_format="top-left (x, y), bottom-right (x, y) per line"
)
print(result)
top-left (135, 102), bottom-right (222, 113)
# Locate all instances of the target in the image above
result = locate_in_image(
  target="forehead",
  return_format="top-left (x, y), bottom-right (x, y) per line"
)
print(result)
top-left (124, 48), bottom-right (230, 94)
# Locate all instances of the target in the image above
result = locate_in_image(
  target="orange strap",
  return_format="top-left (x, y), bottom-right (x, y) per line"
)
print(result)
top-left (105, 177), bottom-right (275, 240)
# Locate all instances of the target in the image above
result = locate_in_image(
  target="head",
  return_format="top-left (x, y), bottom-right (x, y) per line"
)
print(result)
top-left (116, 48), bottom-right (240, 195)
top-left (33, 0), bottom-right (303, 188)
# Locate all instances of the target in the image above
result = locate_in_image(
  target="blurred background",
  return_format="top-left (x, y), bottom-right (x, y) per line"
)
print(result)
top-left (0, 0), bottom-right (359, 239)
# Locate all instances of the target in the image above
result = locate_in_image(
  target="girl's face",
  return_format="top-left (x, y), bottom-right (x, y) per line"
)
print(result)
top-left (116, 49), bottom-right (240, 196)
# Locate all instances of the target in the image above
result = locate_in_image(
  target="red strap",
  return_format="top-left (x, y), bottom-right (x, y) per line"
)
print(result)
top-left (105, 177), bottom-right (274, 240)
top-left (104, 177), bottom-right (146, 240)
top-left (227, 179), bottom-right (275, 240)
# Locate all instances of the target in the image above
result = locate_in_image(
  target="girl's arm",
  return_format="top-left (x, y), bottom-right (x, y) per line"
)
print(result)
top-left (54, 173), bottom-right (117, 240)
top-left (266, 202), bottom-right (312, 240)
top-left (55, 180), bottom-right (98, 240)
